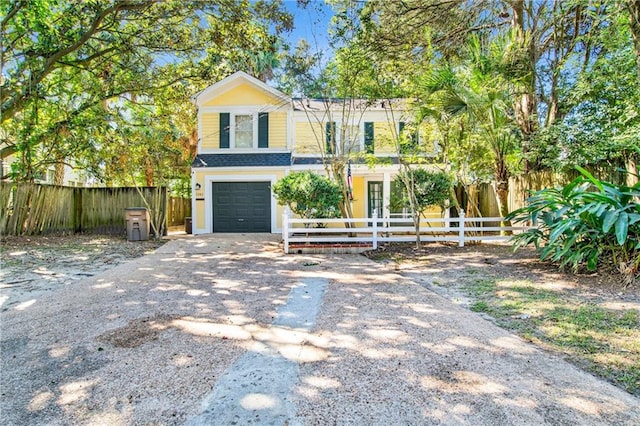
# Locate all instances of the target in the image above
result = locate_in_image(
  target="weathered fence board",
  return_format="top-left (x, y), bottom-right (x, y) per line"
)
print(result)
top-left (0, 183), bottom-right (190, 237)
top-left (0, 183), bottom-right (76, 235)
top-left (460, 168), bottom-right (629, 218)
top-left (167, 197), bottom-right (192, 227)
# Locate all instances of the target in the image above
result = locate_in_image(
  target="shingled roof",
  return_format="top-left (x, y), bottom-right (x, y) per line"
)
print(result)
top-left (192, 153), bottom-right (405, 168)
top-left (192, 153), bottom-right (292, 168)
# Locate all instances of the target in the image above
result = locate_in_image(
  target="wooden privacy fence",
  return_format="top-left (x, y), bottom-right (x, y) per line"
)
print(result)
top-left (167, 196), bottom-right (192, 227)
top-left (0, 183), bottom-right (76, 236)
top-left (0, 182), bottom-right (191, 236)
top-left (458, 168), bottom-right (629, 218)
top-left (282, 209), bottom-right (529, 254)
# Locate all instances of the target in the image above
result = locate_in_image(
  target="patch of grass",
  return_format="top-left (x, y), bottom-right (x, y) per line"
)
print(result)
top-left (465, 278), bottom-right (496, 297)
top-left (465, 277), bottom-right (640, 396)
top-left (470, 301), bottom-right (491, 313)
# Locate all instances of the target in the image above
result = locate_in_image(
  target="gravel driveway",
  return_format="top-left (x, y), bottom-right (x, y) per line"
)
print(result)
top-left (2, 234), bottom-right (639, 425)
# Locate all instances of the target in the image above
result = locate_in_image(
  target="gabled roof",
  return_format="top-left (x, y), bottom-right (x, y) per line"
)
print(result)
top-left (191, 71), bottom-right (291, 107)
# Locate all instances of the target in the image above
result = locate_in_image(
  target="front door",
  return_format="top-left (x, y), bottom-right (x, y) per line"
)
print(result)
top-left (367, 181), bottom-right (383, 219)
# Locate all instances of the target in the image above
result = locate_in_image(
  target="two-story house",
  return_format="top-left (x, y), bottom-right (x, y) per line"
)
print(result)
top-left (190, 71), bottom-right (437, 234)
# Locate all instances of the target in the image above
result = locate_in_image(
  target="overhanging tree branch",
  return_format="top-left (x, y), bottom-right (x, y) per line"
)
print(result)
top-left (1, 1), bottom-right (151, 123)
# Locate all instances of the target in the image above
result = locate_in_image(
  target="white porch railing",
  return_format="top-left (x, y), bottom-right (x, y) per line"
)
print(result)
top-left (282, 209), bottom-right (529, 254)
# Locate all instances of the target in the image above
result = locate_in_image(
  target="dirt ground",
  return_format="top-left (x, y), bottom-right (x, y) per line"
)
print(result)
top-left (363, 242), bottom-right (640, 312)
top-left (3, 236), bottom-right (638, 352)
top-left (364, 242), bottom-right (640, 396)
top-left (0, 235), bottom-right (166, 309)
top-left (1, 235), bottom-right (639, 425)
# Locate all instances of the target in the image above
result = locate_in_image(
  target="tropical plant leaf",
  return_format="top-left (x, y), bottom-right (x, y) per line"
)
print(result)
top-left (575, 165), bottom-right (604, 191)
top-left (587, 250), bottom-right (599, 271)
top-left (603, 210), bottom-right (619, 233)
top-left (615, 213), bottom-right (629, 245)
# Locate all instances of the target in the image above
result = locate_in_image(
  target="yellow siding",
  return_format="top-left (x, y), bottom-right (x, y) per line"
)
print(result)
top-left (203, 82), bottom-right (283, 107)
top-left (374, 121), bottom-right (396, 154)
top-left (295, 121), bottom-right (323, 154)
top-left (350, 176), bottom-right (365, 218)
top-left (201, 113), bottom-right (219, 149)
top-left (193, 172), bottom-right (206, 228)
top-left (269, 112), bottom-right (287, 148)
top-left (275, 204), bottom-right (286, 230)
top-left (195, 201), bottom-right (206, 228)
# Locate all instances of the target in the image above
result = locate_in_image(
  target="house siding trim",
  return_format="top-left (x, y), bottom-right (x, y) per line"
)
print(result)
top-left (258, 112), bottom-right (269, 148)
top-left (192, 153), bottom-right (291, 168)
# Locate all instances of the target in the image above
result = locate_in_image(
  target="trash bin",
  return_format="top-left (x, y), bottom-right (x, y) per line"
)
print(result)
top-left (125, 207), bottom-right (150, 241)
top-left (184, 217), bottom-right (192, 234)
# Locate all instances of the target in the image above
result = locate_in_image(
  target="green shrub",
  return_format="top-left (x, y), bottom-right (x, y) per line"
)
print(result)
top-left (506, 166), bottom-right (640, 285)
top-left (397, 168), bottom-right (452, 213)
top-left (272, 171), bottom-right (343, 222)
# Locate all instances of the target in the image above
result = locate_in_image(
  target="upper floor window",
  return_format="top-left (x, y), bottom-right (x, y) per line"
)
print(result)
top-left (234, 115), bottom-right (253, 148)
top-left (399, 121), bottom-right (419, 154)
top-left (343, 124), bottom-right (361, 154)
top-left (219, 112), bottom-right (269, 149)
top-left (325, 122), bottom-right (362, 155)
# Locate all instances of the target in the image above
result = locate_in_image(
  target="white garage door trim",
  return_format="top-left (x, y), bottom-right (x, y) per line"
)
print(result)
top-left (203, 174), bottom-right (279, 234)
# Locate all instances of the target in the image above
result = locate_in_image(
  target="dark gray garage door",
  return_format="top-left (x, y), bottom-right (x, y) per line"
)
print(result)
top-left (212, 182), bottom-right (271, 233)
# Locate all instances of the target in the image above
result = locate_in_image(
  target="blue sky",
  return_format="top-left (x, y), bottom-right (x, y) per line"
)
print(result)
top-left (283, 0), bottom-right (334, 51)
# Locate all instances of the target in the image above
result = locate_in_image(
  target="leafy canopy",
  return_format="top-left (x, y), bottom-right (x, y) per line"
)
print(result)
top-left (1, 0), bottom-right (292, 185)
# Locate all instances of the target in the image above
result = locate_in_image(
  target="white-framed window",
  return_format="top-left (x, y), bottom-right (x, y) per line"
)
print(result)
top-left (342, 124), bottom-right (362, 154)
top-left (325, 121), bottom-right (363, 155)
top-left (218, 112), bottom-right (269, 150)
top-left (233, 114), bottom-right (254, 148)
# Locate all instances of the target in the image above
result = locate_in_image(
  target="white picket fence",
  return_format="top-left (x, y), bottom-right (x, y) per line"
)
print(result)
top-left (282, 209), bottom-right (528, 254)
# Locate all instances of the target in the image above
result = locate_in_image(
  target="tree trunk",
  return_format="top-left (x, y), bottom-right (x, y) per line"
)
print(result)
top-left (144, 159), bottom-right (154, 187)
top-left (494, 155), bottom-right (512, 235)
top-left (510, 0), bottom-right (539, 173)
top-left (495, 181), bottom-right (512, 235)
top-left (627, 1), bottom-right (640, 87)
top-left (413, 210), bottom-right (421, 249)
top-left (329, 163), bottom-right (355, 234)
top-left (627, 154), bottom-right (639, 188)
top-left (54, 162), bottom-right (65, 186)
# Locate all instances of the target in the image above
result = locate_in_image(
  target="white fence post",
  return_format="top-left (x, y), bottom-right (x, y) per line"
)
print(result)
top-left (372, 208), bottom-right (378, 250)
top-left (458, 210), bottom-right (465, 247)
top-left (283, 207), bottom-right (290, 254)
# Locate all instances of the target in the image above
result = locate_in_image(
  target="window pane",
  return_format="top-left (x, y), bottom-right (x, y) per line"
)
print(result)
top-left (235, 115), bottom-right (253, 148)
top-left (343, 124), bottom-right (361, 153)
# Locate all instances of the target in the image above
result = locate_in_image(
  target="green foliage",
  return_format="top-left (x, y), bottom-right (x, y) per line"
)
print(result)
top-left (398, 169), bottom-right (452, 215)
top-left (527, 20), bottom-right (640, 171)
top-left (272, 171), bottom-right (343, 220)
top-left (507, 167), bottom-right (640, 284)
top-left (1, 1), bottom-right (292, 184)
top-left (335, 0), bottom-right (639, 178)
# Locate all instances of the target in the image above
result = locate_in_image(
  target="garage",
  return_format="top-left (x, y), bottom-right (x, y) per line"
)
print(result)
top-left (212, 182), bottom-right (272, 233)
